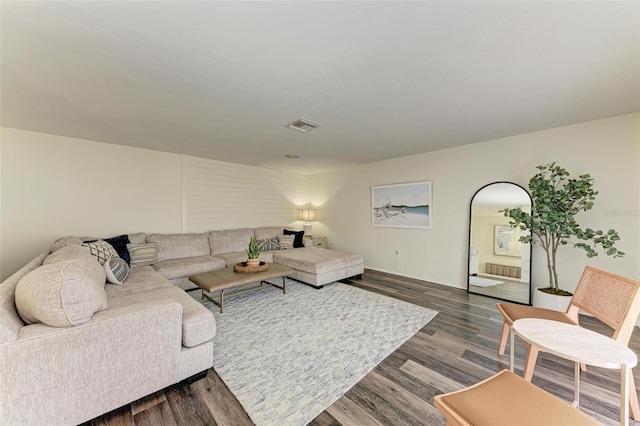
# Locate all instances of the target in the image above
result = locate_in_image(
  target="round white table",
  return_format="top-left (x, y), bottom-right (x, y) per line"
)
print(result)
top-left (511, 318), bottom-right (638, 426)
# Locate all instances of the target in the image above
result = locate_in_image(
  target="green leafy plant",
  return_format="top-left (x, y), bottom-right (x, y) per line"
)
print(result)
top-left (501, 162), bottom-right (624, 296)
top-left (246, 236), bottom-right (261, 260)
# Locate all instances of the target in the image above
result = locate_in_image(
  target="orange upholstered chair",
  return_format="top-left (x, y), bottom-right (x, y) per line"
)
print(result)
top-left (496, 266), bottom-right (640, 420)
top-left (434, 369), bottom-right (600, 426)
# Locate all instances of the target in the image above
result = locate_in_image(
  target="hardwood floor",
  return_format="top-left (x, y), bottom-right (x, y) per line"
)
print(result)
top-left (85, 269), bottom-right (640, 426)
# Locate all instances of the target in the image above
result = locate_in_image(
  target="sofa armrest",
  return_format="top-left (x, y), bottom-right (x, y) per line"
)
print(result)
top-left (0, 300), bottom-right (183, 426)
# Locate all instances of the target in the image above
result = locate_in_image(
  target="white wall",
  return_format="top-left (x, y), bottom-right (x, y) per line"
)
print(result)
top-left (3, 113), bottom-right (639, 295)
top-left (309, 113), bottom-right (640, 296)
top-left (0, 136), bottom-right (3, 281)
top-left (0, 128), bottom-right (183, 280)
top-left (0, 128), bottom-right (311, 281)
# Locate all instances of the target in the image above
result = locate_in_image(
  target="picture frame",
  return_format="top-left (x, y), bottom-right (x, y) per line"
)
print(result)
top-left (494, 225), bottom-right (522, 257)
top-left (371, 181), bottom-right (432, 229)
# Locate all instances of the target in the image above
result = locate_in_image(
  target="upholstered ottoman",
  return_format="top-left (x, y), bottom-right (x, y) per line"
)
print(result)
top-left (272, 247), bottom-right (364, 288)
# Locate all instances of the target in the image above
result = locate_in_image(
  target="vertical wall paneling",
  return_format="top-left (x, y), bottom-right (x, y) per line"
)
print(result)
top-left (181, 156), bottom-right (188, 233)
top-left (183, 156), bottom-right (309, 232)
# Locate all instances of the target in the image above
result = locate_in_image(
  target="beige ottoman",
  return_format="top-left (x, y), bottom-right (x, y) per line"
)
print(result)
top-left (272, 247), bottom-right (364, 288)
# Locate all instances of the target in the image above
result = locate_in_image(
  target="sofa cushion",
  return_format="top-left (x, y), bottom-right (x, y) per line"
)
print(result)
top-left (0, 251), bottom-right (49, 344)
top-left (81, 240), bottom-right (119, 264)
top-left (127, 232), bottom-right (147, 245)
top-left (105, 257), bottom-right (130, 285)
top-left (44, 243), bottom-right (95, 265)
top-left (283, 229), bottom-right (305, 248)
top-left (105, 266), bottom-right (172, 298)
top-left (50, 236), bottom-right (84, 253)
top-left (208, 229), bottom-right (255, 256)
top-left (15, 257), bottom-right (108, 327)
top-left (254, 227), bottom-right (283, 240)
top-left (273, 247), bottom-right (364, 275)
top-left (107, 285), bottom-right (216, 347)
top-left (147, 233), bottom-right (210, 262)
top-left (215, 251), bottom-right (274, 267)
top-left (153, 256), bottom-right (226, 280)
top-left (127, 243), bottom-right (158, 267)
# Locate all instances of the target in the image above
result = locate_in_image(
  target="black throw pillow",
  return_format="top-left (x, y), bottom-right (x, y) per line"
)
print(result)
top-left (283, 229), bottom-right (305, 248)
top-left (104, 235), bottom-right (132, 265)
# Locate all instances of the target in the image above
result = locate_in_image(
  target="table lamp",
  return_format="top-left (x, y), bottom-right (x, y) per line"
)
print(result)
top-left (299, 208), bottom-right (315, 236)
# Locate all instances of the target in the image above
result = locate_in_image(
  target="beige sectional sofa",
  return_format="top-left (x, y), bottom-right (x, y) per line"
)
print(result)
top-left (0, 244), bottom-right (216, 426)
top-left (149, 226), bottom-right (364, 290)
top-left (0, 226), bottom-right (363, 425)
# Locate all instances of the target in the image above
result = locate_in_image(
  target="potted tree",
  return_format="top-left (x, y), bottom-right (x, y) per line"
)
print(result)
top-left (245, 236), bottom-right (261, 267)
top-left (502, 162), bottom-right (625, 310)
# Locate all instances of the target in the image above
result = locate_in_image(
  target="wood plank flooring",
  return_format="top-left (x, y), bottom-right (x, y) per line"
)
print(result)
top-left (84, 269), bottom-right (640, 426)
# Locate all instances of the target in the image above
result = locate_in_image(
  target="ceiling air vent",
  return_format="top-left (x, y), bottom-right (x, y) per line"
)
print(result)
top-left (285, 118), bottom-right (320, 133)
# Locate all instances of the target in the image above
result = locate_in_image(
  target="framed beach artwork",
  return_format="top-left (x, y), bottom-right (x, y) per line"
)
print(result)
top-left (371, 181), bottom-right (432, 229)
top-left (494, 225), bottom-right (522, 257)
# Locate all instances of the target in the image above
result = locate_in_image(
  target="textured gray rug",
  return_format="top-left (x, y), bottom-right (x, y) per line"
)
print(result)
top-left (191, 280), bottom-right (438, 426)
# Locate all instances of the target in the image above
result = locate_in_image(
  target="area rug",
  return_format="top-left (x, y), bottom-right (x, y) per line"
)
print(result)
top-left (190, 280), bottom-right (438, 426)
top-left (469, 276), bottom-right (504, 287)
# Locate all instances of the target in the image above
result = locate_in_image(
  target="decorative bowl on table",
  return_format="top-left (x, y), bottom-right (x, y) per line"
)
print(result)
top-left (234, 261), bottom-right (268, 274)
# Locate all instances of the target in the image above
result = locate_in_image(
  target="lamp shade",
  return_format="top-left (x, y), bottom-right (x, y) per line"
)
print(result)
top-left (299, 209), bottom-right (315, 221)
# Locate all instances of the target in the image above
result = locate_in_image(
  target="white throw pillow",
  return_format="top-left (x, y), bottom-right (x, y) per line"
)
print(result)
top-left (15, 258), bottom-right (108, 327)
top-left (278, 235), bottom-right (295, 250)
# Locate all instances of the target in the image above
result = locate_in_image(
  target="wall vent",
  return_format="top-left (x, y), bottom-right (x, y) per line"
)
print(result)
top-left (285, 118), bottom-right (320, 133)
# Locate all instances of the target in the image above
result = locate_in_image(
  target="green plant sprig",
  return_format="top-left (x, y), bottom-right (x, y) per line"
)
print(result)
top-left (246, 236), bottom-right (261, 259)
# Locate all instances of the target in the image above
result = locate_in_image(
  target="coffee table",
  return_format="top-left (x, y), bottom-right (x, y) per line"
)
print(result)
top-left (189, 263), bottom-right (294, 313)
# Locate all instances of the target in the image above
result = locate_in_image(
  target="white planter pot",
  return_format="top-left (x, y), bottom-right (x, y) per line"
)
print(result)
top-left (533, 287), bottom-right (572, 312)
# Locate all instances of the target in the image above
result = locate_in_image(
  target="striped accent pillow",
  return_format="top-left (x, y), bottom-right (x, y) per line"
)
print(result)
top-left (104, 257), bottom-right (130, 285)
top-left (127, 243), bottom-right (158, 267)
top-left (257, 237), bottom-right (280, 251)
top-left (278, 235), bottom-right (294, 250)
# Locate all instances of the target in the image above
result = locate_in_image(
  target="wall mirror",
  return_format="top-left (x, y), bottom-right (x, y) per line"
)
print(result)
top-left (468, 182), bottom-right (532, 305)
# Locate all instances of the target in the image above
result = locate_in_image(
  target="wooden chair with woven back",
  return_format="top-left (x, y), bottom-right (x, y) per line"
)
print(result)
top-left (496, 266), bottom-right (640, 420)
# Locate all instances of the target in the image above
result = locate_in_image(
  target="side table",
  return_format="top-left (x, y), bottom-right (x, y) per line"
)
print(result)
top-left (311, 236), bottom-right (328, 249)
top-left (511, 318), bottom-right (638, 426)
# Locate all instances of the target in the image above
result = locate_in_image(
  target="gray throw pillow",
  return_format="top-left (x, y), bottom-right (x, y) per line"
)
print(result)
top-left (104, 257), bottom-right (130, 284)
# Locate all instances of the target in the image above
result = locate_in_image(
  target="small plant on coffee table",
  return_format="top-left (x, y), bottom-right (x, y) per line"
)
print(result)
top-left (246, 236), bottom-right (261, 265)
